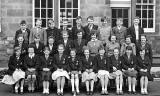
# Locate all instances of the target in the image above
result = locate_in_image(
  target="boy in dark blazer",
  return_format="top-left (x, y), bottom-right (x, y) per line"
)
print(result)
top-left (83, 16), bottom-right (99, 42)
top-left (127, 17), bottom-right (144, 44)
top-left (15, 20), bottom-right (30, 44)
top-left (47, 36), bottom-right (58, 57)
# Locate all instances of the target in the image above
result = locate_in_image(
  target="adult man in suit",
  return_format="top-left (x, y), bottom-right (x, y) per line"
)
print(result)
top-left (83, 16), bottom-right (99, 43)
top-left (111, 18), bottom-right (127, 45)
top-left (127, 17), bottom-right (144, 44)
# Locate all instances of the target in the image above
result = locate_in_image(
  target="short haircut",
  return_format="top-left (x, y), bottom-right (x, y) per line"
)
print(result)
top-left (36, 19), bottom-right (42, 22)
top-left (48, 19), bottom-right (54, 25)
top-left (108, 35), bottom-right (117, 41)
top-left (90, 30), bottom-right (98, 37)
top-left (134, 16), bottom-right (140, 20)
top-left (87, 16), bottom-right (94, 20)
top-left (44, 46), bottom-right (50, 51)
top-left (48, 35), bottom-right (55, 40)
top-left (126, 46), bottom-right (132, 50)
top-left (70, 48), bottom-right (77, 53)
top-left (76, 29), bottom-right (84, 35)
top-left (28, 44), bottom-right (35, 49)
top-left (76, 16), bottom-right (82, 20)
top-left (116, 18), bottom-right (123, 22)
top-left (14, 46), bottom-right (21, 52)
top-left (101, 16), bottom-right (110, 22)
top-left (20, 20), bottom-right (26, 25)
top-left (17, 34), bottom-right (24, 39)
top-left (62, 30), bottom-right (68, 35)
top-left (58, 44), bottom-right (64, 49)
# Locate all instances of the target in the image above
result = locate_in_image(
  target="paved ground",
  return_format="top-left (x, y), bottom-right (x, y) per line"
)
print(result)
top-left (0, 81), bottom-right (160, 96)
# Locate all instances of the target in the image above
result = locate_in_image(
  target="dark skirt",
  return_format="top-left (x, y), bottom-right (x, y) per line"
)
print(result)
top-left (41, 71), bottom-right (51, 81)
top-left (139, 71), bottom-right (153, 81)
top-left (26, 70), bottom-right (37, 76)
top-left (124, 70), bottom-right (138, 77)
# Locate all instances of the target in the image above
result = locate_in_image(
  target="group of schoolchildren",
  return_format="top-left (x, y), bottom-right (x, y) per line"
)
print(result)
top-left (2, 15), bottom-right (153, 96)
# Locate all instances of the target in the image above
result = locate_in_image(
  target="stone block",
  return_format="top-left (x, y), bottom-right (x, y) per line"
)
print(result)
top-left (7, 9), bottom-right (25, 17)
top-left (27, 10), bottom-right (32, 16)
top-left (0, 41), bottom-right (4, 45)
top-left (6, 48), bottom-right (13, 55)
top-left (7, 36), bottom-right (14, 41)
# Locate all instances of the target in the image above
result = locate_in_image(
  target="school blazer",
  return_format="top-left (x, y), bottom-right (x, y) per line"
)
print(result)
top-left (73, 39), bottom-right (87, 55)
top-left (24, 55), bottom-right (39, 70)
top-left (30, 42), bottom-right (45, 56)
top-left (46, 43), bottom-right (58, 57)
top-left (71, 25), bottom-right (84, 40)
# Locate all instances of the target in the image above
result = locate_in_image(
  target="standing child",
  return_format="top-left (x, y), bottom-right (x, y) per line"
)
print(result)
top-left (24, 45), bottom-right (39, 92)
top-left (81, 46), bottom-right (96, 95)
top-left (52, 44), bottom-right (70, 96)
top-left (39, 47), bottom-right (54, 95)
top-left (47, 36), bottom-right (58, 57)
top-left (67, 49), bottom-right (82, 95)
top-left (95, 47), bottom-right (110, 95)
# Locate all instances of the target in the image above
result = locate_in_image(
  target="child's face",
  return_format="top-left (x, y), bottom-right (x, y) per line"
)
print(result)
top-left (141, 36), bottom-right (146, 43)
top-left (70, 50), bottom-right (76, 58)
top-left (111, 36), bottom-right (116, 42)
top-left (88, 18), bottom-right (94, 25)
top-left (126, 49), bottom-right (132, 55)
top-left (49, 21), bottom-right (55, 28)
top-left (76, 19), bottom-right (82, 25)
top-left (15, 49), bottom-right (21, 56)
top-left (77, 32), bottom-right (83, 39)
top-left (62, 33), bottom-right (69, 39)
top-left (84, 49), bottom-right (90, 56)
top-left (36, 20), bottom-right (42, 27)
top-left (44, 49), bottom-right (50, 55)
top-left (134, 19), bottom-right (140, 25)
top-left (28, 48), bottom-right (34, 54)
top-left (114, 49), bottom-right (119, 56)
top-left (20, 24), bottom-right (27, 30)
top-left (18, 37), bottom-right (24, 43)
top-left (126, 37), bottom-right (131, 44)
top-left (99, 49), bottom-right (105, 56)
top-left (91, 34), bottom-right (97, 40)
top-left (102, 20), bottom-right (107, 25)
top-left (48, 38), bottom-right (54, 44)
top-left (116, 20), bottom-right (123, 26)
top-left (58, 46), bottom-right (64, 54)
top-left (140, 50), bottom-right (145, 56)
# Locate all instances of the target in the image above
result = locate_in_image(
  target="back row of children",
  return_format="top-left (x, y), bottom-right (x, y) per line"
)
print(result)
top-left (2, 15), bottom-right (153, 96)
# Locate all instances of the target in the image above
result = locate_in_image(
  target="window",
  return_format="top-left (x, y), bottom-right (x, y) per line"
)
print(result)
top-left (59, 0), bottom-right (80, 29)
top-left (136, 0), bottom-right (155, 32)
top-left (112, 8), bottom-right (129, 28)
top-left (33, 0), bottom-right (54, 28)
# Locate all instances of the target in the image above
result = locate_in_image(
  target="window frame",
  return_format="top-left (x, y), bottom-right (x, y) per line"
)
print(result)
top-left (58, 0), bottom-right (80, 29)
top-left (32, 0), bottom-right (54, 28)
top-left (135, 0), bottom-right (155, 33)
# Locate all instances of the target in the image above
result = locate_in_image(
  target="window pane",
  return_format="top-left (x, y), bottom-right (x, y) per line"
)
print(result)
top-left (41, 0), bottom-right (46, 8)
top-left (148, 10), bottom-right (153, 18)
top-left (143, 0), bottom-right (147, 3)
top-left (136, 5), bottom-right (141, 9)
top-left (142, 10), bottom-right (147, 18)
top-left (73, 19), bottom-right (76, 26)
top-left (136, 10), bottom-right (141, 18)
top-left (112, 9), bottom-right (116, 18)
top-left (142, 5), bottom-right (147, 9)
top-left (149, 0), bottom-right (153, 3)
top-left (123, 19), bottom-right (128, 28)
top-left (73, 0), bottom-right (78, 8)
top-left (67, 1), bottom-right (72, 8)
top-left (48, 9), bottom-right (53, 18)
top-left (35, 0), bottom-right (40, 8)
top-left (148, 5), bottom-right (153, 9)
top-left (67, 9), bottom-right (72, 18)
top-left (112, 19), bottom-right (116, 27)
top-left (73, 9), bottom-right (78, 18)
top-left (142, 19), bottom-right (147, 28)
top-left (137, 0), bottom-right (141, 3)
top-left (48, 0), bottom-right (53, 8)
top-left (123, 9), bottom-right (128, 18)
top-left (42, 19), bottom-right (47, 27)
top-left (35, 9), bottom-right (40, 17)
top-left (60, 0), bottom-right (65, 8)
top-left (148, 19), bottom-right (153, 28)
top-left (118, 9), bottom-right (122, 18)
top-left (41, 9), bottom-right (46, 18)
top-left (60, 9), bottom-right (65, 17)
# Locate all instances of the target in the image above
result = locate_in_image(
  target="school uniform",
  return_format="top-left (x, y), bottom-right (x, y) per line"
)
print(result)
top-left (111, 26), bottom-right (127, 45)
top-left (30, 42), bottom-right (45, 56)
top-left (137, 56), bottom-right (153, 81)
top-left (60, 28), bottom-right (73, 40)
top-left (105, 42), bottom-right (120, 57)
top-left (15, 28), bottom-right (30, 44)
top-left (120, 43), bottom-right (136, 56)
top-left (46, 27), bottom-right (61, 44)
top-left (29, 27), bottom-right (47, 45)
top-left (47, 43), bottom-right (58, 57)
top-left (109, 55), bottom-right (123, 78)
top-left (73, 39), bottom-right (87, 57)
top-left (81, 55), bottom-right (96, 82)
top-left (136, 42), bottom-right (152, 62)
top-left (71, 25), bottom-right (84, 40)
top-left (87, 39), bottom-right (103, 57)
top-left (83, 24), bottom-right (99, 42)
top-left (67, 56), bottom-right (82, 74)
top-left (94, 55), bottom-right (110, 79)
top-left (52, 54), bottom-right (69, 80)
top-left (58, 39), bottom-right (73, 56)
top-left (14, 42), bottom-right (28, 60)
top-left (2, 55), bottom-right (25, 84)
top-left (39, 55), bottom-right (54, 81)
top-left (127, 25), bottom-right (144, 44)
top-left (121, 54), bottom-right (138, 77)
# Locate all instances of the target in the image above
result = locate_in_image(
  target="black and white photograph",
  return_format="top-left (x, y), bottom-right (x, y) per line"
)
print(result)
top-left (0, 0), bottom-right (160, 96)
